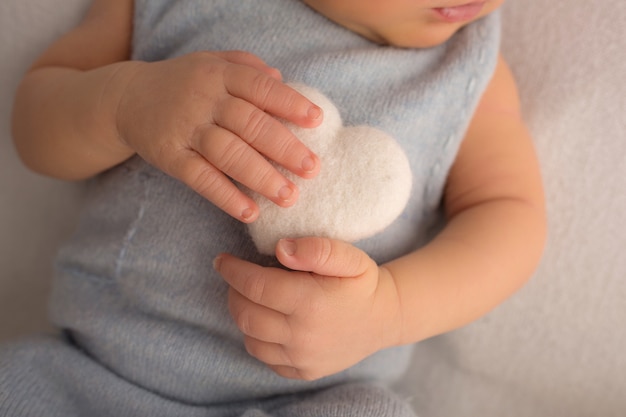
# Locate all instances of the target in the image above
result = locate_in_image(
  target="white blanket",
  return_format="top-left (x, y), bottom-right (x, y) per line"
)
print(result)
top-left (2, 1), bottom-right (625, 415)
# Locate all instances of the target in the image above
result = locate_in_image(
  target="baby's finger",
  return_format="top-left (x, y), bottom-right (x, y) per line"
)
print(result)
top-left (192, 124), bottom-right (299, 207)
top-left (213, 97), bottom-right (320, 179)
top-left (268, 364), bottom-right (316, 381)
top-left (214, 254), bottom-right (306, 315)
top-left (215, 50), bottom-right (283, 81)
top-left (168, 151), bottom-right (259, 223)
top-left (276, 238), bottom-right (371, 278)
top-left (228, 289), bottom-right (292, 344)
top-left (224, 64), bottom-right (324, 129)
top-left (243, 338), bottom-right (296, 370)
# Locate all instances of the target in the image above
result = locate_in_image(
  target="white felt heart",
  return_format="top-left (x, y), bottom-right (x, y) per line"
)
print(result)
top-left (245, 84), bottom-right (412, 255)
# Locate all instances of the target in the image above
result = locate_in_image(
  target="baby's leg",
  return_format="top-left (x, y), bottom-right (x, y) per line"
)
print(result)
top-left (1, 335), bottom-right (415, 417)
top-left (0, 334), bottom-right (222, 417)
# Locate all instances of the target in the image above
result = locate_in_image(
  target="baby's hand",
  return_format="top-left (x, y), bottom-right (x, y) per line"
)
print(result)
top-left (114, 51), bottom-right (322, 222)
top-left (214, 237), bottom-right (403, 380)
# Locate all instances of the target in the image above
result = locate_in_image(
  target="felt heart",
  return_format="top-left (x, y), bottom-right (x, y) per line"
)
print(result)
top-left (245, 84), bottom-right (412, 255)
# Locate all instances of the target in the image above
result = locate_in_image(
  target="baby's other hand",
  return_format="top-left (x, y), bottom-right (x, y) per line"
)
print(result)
top-left (214, 237), bottom-right (403, 380)
top-left (114, 51), bottom-right (322, 222)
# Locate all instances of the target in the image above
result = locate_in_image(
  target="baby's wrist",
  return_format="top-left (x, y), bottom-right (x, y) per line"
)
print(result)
top-left (375, 265), bottom-right (406, 350)
top-left (103, 61), bottom-right (147, 154)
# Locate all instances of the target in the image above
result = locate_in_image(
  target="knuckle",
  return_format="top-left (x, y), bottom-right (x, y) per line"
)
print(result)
top-left (262, 126), bottom-right (298, 163)
top-left (186, 52), bottom-right (221, 80)
top-left (285, 285), bottom-right (304, 315)
top-left (154, 142), bottom-right (180, 170)
top-left (243, 273), bottom-right (266, 304)
top-left (187, 164), bottom-right (240, 212)
top-left (304, 296), bottom-right (324, 319)
top-left (285, 333), bottom-right (312, 363)
top-left (271, 83), bottom-right (299, 112)
top-left (251, 168), bottom-right (277, 195)
top-left (240, 108), bottom-right (273, 147)
top-left (277, 131), bottom-right (301, 157)
top-left (314, 238), bottom-right (335, 270)
top-left (249, 71), bottom-right (277, 109)
top-left (217, 139), bottom-right (250, 173)
top-left (189, 165), bottom-right (223, 196)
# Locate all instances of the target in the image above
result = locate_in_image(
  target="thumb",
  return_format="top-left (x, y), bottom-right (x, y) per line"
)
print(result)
top-left (275, 237), bottom-right (371, 278)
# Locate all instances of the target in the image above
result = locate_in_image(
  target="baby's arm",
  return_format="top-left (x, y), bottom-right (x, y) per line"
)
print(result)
top-left (11, 0), bottom-right (322, 222)
top-left (216, 55), bottom-right (546, 380)
top-left (384, 55), bottom-right (546, 344)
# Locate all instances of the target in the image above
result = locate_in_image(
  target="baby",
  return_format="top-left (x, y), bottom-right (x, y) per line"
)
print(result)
top-left (2, 1), bottom-right (546, 416)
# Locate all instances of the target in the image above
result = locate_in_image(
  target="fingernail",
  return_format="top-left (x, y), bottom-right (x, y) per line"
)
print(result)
top-left (301, 155), bottom-right (316, 173)
top-left (279, 239), bottom-right (297, 256)
top-left (308, 105), bottom-right (322, 120)
top-left (241, 207), bottom-right (255, 221)
top-left (213, 255), bottom-right (223, 271)
top-left (269, 67), bottom-right (282, 80)
top-left (278, 185), bottom-right (295, 202)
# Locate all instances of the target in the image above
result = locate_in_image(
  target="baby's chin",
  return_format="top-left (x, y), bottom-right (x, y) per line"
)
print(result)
top-left (362, 25), bottom-right (466, 49)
